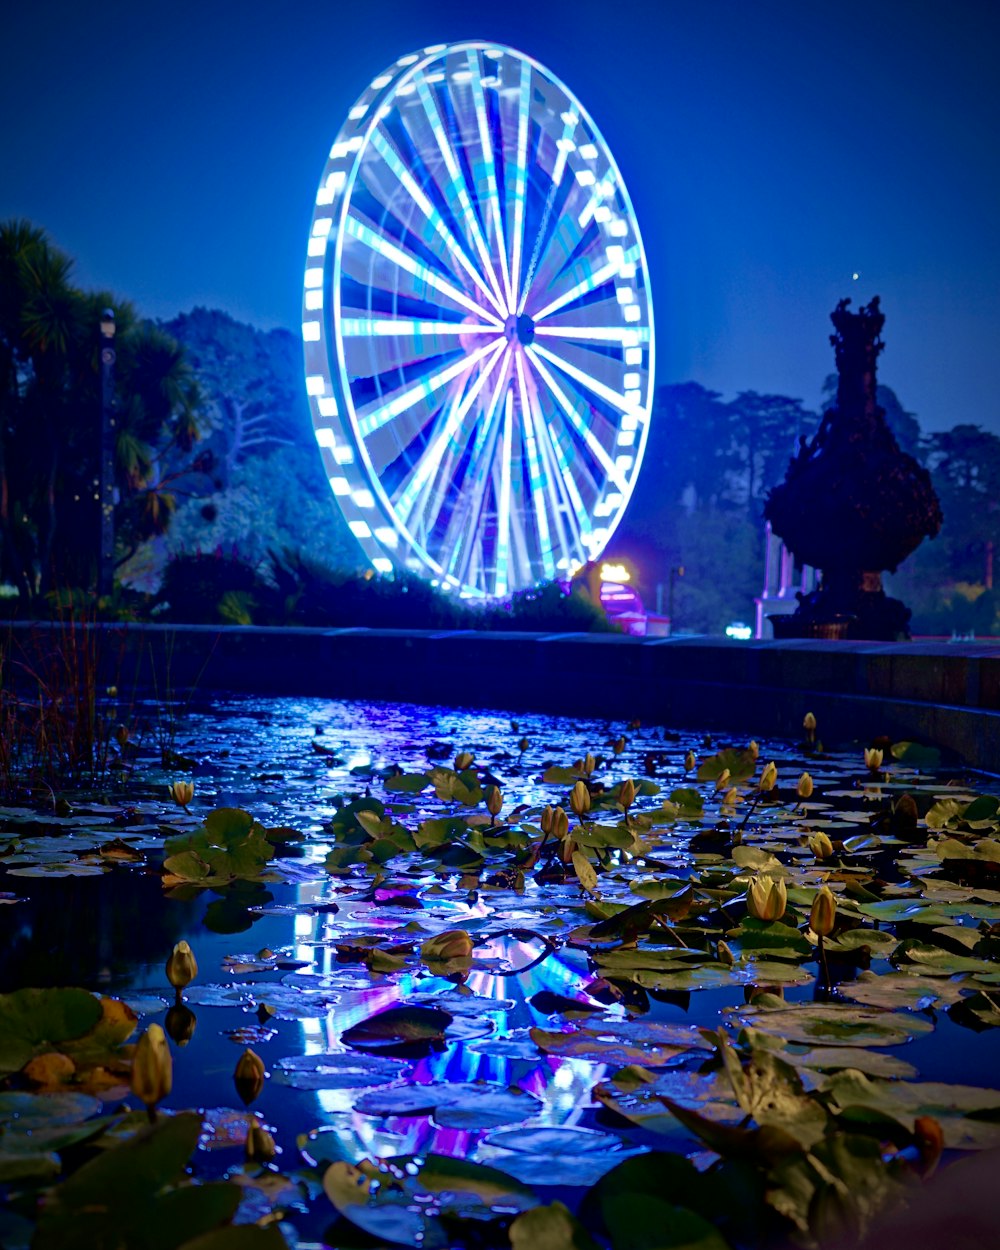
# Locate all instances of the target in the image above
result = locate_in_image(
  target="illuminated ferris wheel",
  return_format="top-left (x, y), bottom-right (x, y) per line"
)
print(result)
top-left (302, 42), bottom-right (654, 598)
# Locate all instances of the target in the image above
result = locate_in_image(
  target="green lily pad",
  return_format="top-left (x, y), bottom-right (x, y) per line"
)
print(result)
top-left (735, 1004), bottom-right (936, 1047)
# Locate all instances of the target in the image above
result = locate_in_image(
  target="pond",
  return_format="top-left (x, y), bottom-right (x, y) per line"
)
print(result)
top-left (1, 695), bottom-right (999, 1249)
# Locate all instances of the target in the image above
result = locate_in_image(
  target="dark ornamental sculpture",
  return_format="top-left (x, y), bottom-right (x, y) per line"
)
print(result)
top-left (764, 298), bottom-right (942, 640)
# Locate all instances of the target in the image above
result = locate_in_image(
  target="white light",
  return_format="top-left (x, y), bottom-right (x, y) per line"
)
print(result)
top-left (617, 429), bottom-right (636, 446)
top-left (726, 622), bottom-right (753, 641)
top-left (315, 428), bottom-right (336, 448)
top-left (560, 110), bottom-right (578, 125)
top-left (372, 557), bottom-right (393, 573)
top-left (398, 53), bottom-right (419, 65)
top-left (622, 330), bottom-right (640, 347)
top-left (575, 169), bottom-right (596, 187)
top-left (615, 455), bottom-right (634, 474)
top-left (451, 68), bottom-right (473, 82)
top-left (605, 245), bottom-right (624, 267)
top-left (621, 413), bottom-right (639, 431)
top-left (304, 268), bottom-right (324, 288)
top-left (616, 288), bottom-right (635, 305)
top-left (556, 138), bottom-right (576, 153)
top-left (333, 446), bottom-right (354, 464)
top-left (305, 289), bottom-right (323, 310)
top-left (623, 371), bottom-right (640, 388)
top-left (624, 305), bottom-right (642, 322)
top-left (609, 218), bottom-right (629, 237)
top-left (352, 489), bottom-right (375, 508)
top-left (348, 104), bottom-right (367, 120)
top-left (579, 143), bottom-right (598, 160)
top-left (326, 171), bottom-right (347, 191)
top-left (594, 206), bottom-right (611, 223)
top-left (312, 218), bottom-right (333, 237)
top-left (424, 43), bottom-right (447, 53)
top-left (317, 396), bottom-right (338, 417)
top-left (330, 477), bottom-right (350, 496)
top-left (307, 236), bottom-right (327, 255)
top-left (314, 188), bottom-right (333, 207)
top-left (624, 347), bottom-right (642, 365)
top-left (396, 82), bottom-right (416, 96)
top-left (425, 71), bottom-right (445, 84)
top-left (302, 321), bottom-right (321, 341)
top-left (601, 562), bottom-right (630, 583)
top-left (349, 520), bottom-right (372, 538)
top-left (305, 375), bottom-right (325, 395)
top-left (374, 527), bottom-right (399, 547)
top-left (371, 73), bottom-right (392, 88)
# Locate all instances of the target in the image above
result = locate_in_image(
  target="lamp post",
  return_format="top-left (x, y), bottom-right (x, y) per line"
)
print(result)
top-left (98, 308), bottom-right (116, 598)
top-left (668, 564), bottom-right (684, 636)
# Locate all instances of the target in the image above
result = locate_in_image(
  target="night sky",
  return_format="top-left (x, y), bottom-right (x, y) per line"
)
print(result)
top-left (2, 0), bottom-right (997, 432)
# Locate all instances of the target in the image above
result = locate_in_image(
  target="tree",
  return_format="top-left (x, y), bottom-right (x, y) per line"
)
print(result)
top-left (0, 220), bottom-right (203, 599)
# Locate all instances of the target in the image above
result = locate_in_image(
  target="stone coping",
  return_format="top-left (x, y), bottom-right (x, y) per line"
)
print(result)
top-left (3, 623), bottom-right (999, 772)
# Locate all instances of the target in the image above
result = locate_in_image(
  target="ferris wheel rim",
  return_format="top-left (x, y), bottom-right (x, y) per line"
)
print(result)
top-left (303, 41), bottom-right (655, 598)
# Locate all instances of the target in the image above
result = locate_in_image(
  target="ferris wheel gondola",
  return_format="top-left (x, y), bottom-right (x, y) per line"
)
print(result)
top-left (302, 42), bottom-right (654, 598)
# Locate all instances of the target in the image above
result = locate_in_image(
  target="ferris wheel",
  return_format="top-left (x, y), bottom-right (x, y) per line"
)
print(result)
top-left (302, 42), bottom-right (654, 599)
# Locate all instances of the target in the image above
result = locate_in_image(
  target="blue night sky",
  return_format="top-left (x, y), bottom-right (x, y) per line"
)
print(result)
top-left (2, 0), bottom-right (997, 432)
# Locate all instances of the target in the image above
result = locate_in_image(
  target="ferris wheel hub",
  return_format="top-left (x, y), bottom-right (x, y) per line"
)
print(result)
top-left (503, 313), bottom-right (536, 347)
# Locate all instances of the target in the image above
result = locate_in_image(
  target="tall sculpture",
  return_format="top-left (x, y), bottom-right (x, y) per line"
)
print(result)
top-left (764, 298), bottom-right (942, 640)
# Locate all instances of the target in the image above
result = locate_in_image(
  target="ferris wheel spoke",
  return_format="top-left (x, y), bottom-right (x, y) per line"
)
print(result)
top-left (340, 318), bottom-right (501, 338)
top-left (493, 388), bottom-right (515, 597)
top-left (534, 324), bottom-right (650, 345)
top-left (369, 128), bottom-right (505, 317)
top-left (392, 340), bottom-right (507, 531)
top-left (357, 340), bottom-right (499, 438)
top-left (522, 366), bottom-right (591, 562)
top-left (444, 355), bottom-right (512, 587)
top-left (467, 51), bottom-right (514, 311)
top-left (525, 346), bottom-right (628, 493)
top-left (529, 260), bottom-right (620, 323)
top-left (345, 216), bottom-right (500, 325)
top-left (517, 111), bottom-right (580, 315)
top-left (412, 73), bottom-right (508, 314)
top-left (508, 59), bottom-right (532, 313)
top-left (514, 352), bottom-right (556, 579)
top-left (529, 340), bottom-right (641, 419)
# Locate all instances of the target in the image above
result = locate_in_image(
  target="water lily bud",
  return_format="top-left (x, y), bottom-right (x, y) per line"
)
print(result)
top-left (485, 785), bottom-right (503, 818)
top-left (245, 1117), bottom-right (277, 1164)
top-left (619, 778), bottom-right (636, 811)
top-left (613, 737), bottom-right (625, 755)
top-left (106, 685), bottom-right (118, 698)
top-left (748, 740), bottom-right (760, 761)
top-left (746, 875), bottom-right (787, 922)
top-left (454, 751), bottom-right (474, 771)
top-left (169, 779), bottom-right (194, 809)
top-left (552, 807), bottom-right (570, 840)
top-left (864, 747), bottom-right (883, 771)
top-left (166, 940), bottom-right (198, 991)
top-left (164, 1002), bottom-right (197, 1047)
top-left (540, 806), bottom-right (554, 834)
top-left (808, 832), bottom-right (834, 860)
top-left (803, 712), bottom-right (817, 733)
top-left (583, 752), bottom-right (596, 777)
top-left (517, 737), bottom-right (529, 753)
top-left (714, 768), bottom-right (731, 792)
top-left (717, 940), bottom-right (734, 966)
top-left (684, 751), bottom-right (696, 772)
top-left (758, 761), bottom-right (778, 792)
top-left (796, 772), bottom-right (814, 799)
top-left (570, 780), bottom-right (591, 816)
top-left (131, 1023), bottom-right (172, 1110)
top-left (421, 929), bottom-right (474, 963)
top-left (234, 1048), bottom-right (267, 1105)
top-left (722, 786), bottom-right (740, 807)
top-left (810, 886), bottom-right (837, 938)
top-left (914, 1115), bottom-right (944, 1176)
top-left (115, 724), bottom-right (130, 748)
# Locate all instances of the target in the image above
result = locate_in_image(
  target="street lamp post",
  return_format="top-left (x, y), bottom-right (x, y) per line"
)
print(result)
top-left (98, 309), bottom-right (116, 598)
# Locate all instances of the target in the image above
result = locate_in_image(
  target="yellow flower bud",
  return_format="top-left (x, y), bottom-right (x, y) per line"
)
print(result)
top-left (746, 875), bottom-right (787, 922)
top-left (245, 1117), bottom-right (277, 1164)
top-left (613, 737), bottom-right (626, 755)
top-left (518, 737), bottom-right (529, 753)
top-left (570, 780), bottom-right (591, 817)
top-left (165, 940), bottom-right (198, 991)
top-left (540, 806), bottom-right (554, 834)
top-left (552, 807), bottom-right (570, 840)
top-left (169, 780), bottom-right (194, 809)
top-left (808, 832), bottom-right (834, 860)
top-left (420, 929), bottom-right (474, 964)
top-left (583, 752), bottom-right (596, 777)
top-left (810, 886), bottom-right (837, 938)
top-left (486, 785), bottom-right (503, 817)
top-left (619, 778), bottom-right (636, 811)
top-left (722, 786), bottom-right (740, 807)
top-left (759, 761), bottom-right (778, 792)
top-left (115, 724), bottom-right (130, 748)
top-left (803, 712), bottom-right (817, 732)
top-left (714, 768), bottom-right (731, 792)
top-left (131, 1023), bottom-right (172, 1110)
top-left (234, 1048), bottom-right (267, 1105)
top-left (684, 751), bottom-right (696, 772)
top-left (717, 940), bottom-right (735, 966)
top-left (748, 740), bottom-right (760, 761)
top-left (796, 772), bottom-right (814, 799)
top-left (454, 751), bottom-right (474, 771)
top-left (864, 747), bottom-right (883, 771)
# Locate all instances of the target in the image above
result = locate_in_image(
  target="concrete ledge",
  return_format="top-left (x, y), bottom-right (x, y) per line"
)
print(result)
top-left (3, 624), bottom-right (998, 773)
